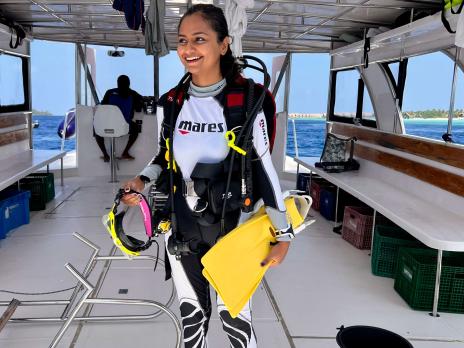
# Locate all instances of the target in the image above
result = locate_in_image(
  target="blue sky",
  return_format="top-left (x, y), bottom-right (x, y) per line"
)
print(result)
top-left (31, 39), bottom-right (462, 115)
top-left (30, 40), bottom-right (329, 115)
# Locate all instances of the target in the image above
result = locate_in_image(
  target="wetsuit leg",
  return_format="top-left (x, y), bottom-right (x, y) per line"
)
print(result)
top-left (165, 231), bottom-right (211, 348)
top-left (217, 295), bottom-right (257, 348)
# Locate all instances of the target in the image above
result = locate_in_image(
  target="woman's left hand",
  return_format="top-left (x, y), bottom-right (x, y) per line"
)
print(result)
top-left (261, 241), bottom-right (290, 268)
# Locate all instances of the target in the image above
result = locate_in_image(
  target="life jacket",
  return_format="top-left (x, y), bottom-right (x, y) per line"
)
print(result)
top-left (113, 0), bottom-right (145, 31)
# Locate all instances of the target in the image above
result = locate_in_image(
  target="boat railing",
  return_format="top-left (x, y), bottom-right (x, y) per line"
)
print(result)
top-left (0, 232), bottom-right (182, 348)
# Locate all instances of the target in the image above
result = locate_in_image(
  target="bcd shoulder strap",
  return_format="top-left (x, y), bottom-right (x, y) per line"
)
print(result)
top-left (222, 78), bottom-right (277, 153)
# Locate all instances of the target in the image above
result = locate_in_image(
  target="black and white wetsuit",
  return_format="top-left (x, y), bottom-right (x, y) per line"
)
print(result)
top-left (140, 79), bottom-right (292, 348)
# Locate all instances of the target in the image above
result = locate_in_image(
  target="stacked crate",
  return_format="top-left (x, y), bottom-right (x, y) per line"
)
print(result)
top-left (19, 172), bottom-right (55, 211)
top-left (371, 225), bottom-right (425, 278)
top-left (394, 248), bottom-right (464, 313)
top-left (341, 206), bottom-right (374, 249)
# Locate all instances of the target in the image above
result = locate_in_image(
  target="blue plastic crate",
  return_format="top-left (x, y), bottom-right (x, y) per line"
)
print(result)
top-left (0, 190), bottom-right (31, 239)
top-left (320, 189), bottom-right (337, 221)
top-left (296, 173), bottom-right (312, 193)
top-left (319, 189), bottom-right (363, 223)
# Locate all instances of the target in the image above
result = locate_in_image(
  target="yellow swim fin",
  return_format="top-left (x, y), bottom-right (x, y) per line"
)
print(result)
top-left (201, 193), bottom-right (312, 318)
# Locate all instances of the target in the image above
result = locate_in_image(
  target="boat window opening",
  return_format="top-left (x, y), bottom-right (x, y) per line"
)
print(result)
top-left (159, 51), bottom-right (185, 95)
top-left (382, 59), bottom-right (409, 110)
top-left (329, 68), bottom-right (376, 128)
top-left (333, 69), bottom-right (358, 119)
top-left (386, 62), bottom-right (400, 86)
top-left (31, 40), bottom-right (76, 167)
top-left (0, 53), bottom-right (28, 113)
top-left (362, 85), bottom-right (375, 121)
top-left (87, 45), bottom-right (155, 101)
top-left (402, 51), bottom-right (464, 145)
top-left (285, 53), bottom-right (330, 172)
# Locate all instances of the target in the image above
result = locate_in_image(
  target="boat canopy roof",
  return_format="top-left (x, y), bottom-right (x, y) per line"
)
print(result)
top-left (0, 0), bottom-right (442, 53)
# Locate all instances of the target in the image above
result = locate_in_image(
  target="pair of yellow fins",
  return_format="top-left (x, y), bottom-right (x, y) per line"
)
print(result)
top-left (201, 192), bottom-right (313, 318)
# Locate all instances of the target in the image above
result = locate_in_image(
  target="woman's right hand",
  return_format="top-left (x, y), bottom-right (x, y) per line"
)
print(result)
top-left (121, 176), bottom-right (145, 206)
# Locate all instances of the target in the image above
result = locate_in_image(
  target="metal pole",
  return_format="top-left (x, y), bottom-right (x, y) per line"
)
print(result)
top-left (431, 249), bottom-right (443, 318)
top-left (153, 55), bottom-right (160, 101)
top-left (370, 210), bottom-right (376, 254)
top-left (447, 48), bottom-right (460, 137)
top-left (109, 138), bottom-right (117, 182)
top-left (84, 43), bottom-right (88, 106)
top-left (334, 186), bottom-right (339, 227)
top-left (0, 299), bottom-right (20, 333)
top-left (283, 53), bottom-right (292, 113)
top-left (60, 111), bottom-right (68, 152)
top-left (49, 263), bottom-right (94, 348)
top-left (75, 44), bottom-right (81, 106)
top-left (60, 158), bottom-right (63, 186)
top-left (60, 233), bottom-right (100, 319)
top-left (291, 119), bottom-right (299, 158)
top-left (272, 52), bottom-right (291, 98)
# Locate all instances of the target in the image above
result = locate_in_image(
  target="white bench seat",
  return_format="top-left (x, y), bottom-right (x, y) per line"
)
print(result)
top-left (295, 156), bottom-right (464, 317)
top-left (295, 157), bottom-right (464, 252)
top-left (0, 149), bottom-right (67, 191)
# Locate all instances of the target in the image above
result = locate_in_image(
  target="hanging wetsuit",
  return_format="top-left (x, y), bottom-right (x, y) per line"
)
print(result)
top-left (139, 78), bottom-right (293, 348)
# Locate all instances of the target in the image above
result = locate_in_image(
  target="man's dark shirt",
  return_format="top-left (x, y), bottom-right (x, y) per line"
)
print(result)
top-left (102, 88), bottom-right (143, 124)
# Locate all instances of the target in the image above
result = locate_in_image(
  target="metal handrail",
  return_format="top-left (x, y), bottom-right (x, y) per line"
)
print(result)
top-left (0, 233), bottom-right (181, 348)
top-left (290, 118), bottom-right (299, 158)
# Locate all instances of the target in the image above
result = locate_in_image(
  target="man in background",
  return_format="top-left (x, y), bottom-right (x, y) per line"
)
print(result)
top-left (95, 75), bottom-right (144, 161)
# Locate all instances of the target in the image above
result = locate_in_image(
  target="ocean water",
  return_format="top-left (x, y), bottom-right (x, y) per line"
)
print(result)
top-left (32, 115), bottom-right (464, 157)
top-left (32, 115), bottom-right (76, 152)
top-left (286, 118), bottom-right (464, 157)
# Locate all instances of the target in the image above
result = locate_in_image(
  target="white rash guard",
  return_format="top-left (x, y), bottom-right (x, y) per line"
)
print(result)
top-left (140, 81), bottom-right (293, 240)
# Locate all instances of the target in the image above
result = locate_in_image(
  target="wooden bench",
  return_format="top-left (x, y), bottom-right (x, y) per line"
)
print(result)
top-left (295, 122), bottom-right (464, 317)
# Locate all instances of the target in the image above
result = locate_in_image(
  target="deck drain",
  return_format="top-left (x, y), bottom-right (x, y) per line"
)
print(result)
top-left (118, 289), bottom-right (128, 294)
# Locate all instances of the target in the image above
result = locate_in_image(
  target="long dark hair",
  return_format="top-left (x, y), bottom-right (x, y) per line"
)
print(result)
top-left (178, 4), bottom-right (241, 82)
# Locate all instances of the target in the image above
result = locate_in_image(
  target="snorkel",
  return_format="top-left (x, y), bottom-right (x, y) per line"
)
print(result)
top-left (103, 188), bottom-right (154, 256)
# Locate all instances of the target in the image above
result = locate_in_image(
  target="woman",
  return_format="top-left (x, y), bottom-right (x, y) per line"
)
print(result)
top-left (122, 4), bottom-right (293, 347)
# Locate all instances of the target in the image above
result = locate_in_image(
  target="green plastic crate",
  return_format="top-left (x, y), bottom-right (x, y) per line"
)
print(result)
top-left (26, 173), bottom-right (55, 202)
top-left (371, 225), bottom-right (425, 278)
top-left (394, 248), bottom-right (464, 313)
top-left (19, 177), bottom-right (47, 211)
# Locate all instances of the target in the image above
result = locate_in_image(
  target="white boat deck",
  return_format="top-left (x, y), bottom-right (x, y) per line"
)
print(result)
top-left (1, 176), bottom-right (464, 348)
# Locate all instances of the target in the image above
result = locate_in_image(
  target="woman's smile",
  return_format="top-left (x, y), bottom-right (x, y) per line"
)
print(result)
top-left (177, 12), bottom-right (228, 86)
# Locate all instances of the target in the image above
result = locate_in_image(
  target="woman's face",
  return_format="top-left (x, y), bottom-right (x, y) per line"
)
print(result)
top-left (177, 13), bottom-right (228, 85)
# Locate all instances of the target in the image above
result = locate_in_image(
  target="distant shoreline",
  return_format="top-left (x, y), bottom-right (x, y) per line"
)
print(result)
top-left (287, 115), bottom-right (464, 121)
top-left (404, 117), bottom-right (464, 121)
